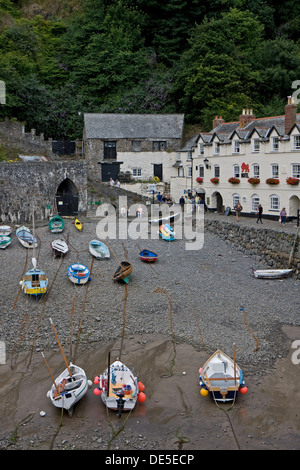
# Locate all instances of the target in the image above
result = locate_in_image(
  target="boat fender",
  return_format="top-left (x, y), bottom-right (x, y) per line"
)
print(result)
top-left (138, 381), bottom-right (145, 392)
top-left (200, 388), bottom-right (209, 397)
top-left (239, 385), bottom-right (248, 394)
top-left (94, 387), bottom-right (101, 396)
top-left (137, 391), bottom-right (146, 403)
top-left (94, 376), bottom-right (100, 385)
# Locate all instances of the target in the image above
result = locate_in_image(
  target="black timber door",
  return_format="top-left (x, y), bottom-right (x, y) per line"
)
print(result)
top-left (153, 163), bottom-right (163, 181)
top-left (55, 178), bottom-right (79, 216)
top-left (103, 141), bottom-right (116, 159)
top-left (101, 162), bottom-right (121, 182)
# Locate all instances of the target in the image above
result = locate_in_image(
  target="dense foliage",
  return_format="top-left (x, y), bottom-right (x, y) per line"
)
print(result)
top-left (0, 0), bottom-right (300, 138)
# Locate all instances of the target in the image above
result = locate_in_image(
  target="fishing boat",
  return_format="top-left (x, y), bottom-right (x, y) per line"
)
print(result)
top-left (16, 226), bottom-right (38, 248)
top-left (43, 319), bottom-right (91, 417)
top-left (75, 218), bottom-right (83, 231)
top-left (49, 215), bottom-right (64, 233)
top-left (0, 235), bottom-right (11, 249)
top-left (199, 349), bottom-right (247, 402)
top-left (113, 261), bottom-right (132, 283)
top-left (89, 240), bottom-right (110, 259)
top-left (67, 263), bottom-right (90, 284)
top-left (93, 353), bottom-right (146, 417)
top-left (0, 225), bottom-right (12, 236)
top-left (253, 268), bottom-right (293, 279)
top-left (20, 262), bottom-right (48, 296)
top-left (159, 224), bottom-right (175, 241)
top-left (139, 249), bottom-right (158, 262)
top-left (51, 239), bottom-right (68, 258)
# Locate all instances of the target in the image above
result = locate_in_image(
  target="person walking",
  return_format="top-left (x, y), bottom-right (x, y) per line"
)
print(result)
top-left (256, 204), bottom-right (263, 224)
top-left (234, 201), bottom-right (243, 221)
top-left (280, 207), bottom-right (287, 225)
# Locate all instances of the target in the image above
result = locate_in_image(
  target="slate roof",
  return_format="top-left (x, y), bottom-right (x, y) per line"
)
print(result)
top-left (84, 113), bottom-right (185, 140)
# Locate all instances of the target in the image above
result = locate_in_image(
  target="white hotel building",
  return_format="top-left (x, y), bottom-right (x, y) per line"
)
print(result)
top-left (170, 98), bottom-right (300, 220)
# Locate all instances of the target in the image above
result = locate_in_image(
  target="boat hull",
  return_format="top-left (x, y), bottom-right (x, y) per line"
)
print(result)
top-left (16, 226), bottom-right (38, 248)
top-left (253, 269), bottom-right (293, 279)
top-left (0, 225), bottom-right (12, 236)
top-left (49, 215), bottom-right (64, 233)
top-left (199, 350), bottom-right (246, 402)
top-left (0, 236), bottom-right (11, 249)
top-left (159, 224), bottom-right (175, 241)
top-left (113, 261), bottom-right (132, 282)
top-left (21, 268), bottom-right (48, 296)
top-left (75, 219), bottom-right (82, 231)
top-left (89, 240), bottom-right (110, 259)
top-left (95, 360), bottom-right (138, 413)
top-left (47, 364), bottom-right (89, 415)
top-left (51, 240), bottom-right (68, 257)
top-left (67, 263), bottom-right (90, 284)
top-left (139, 250), bottom-right (158, 262)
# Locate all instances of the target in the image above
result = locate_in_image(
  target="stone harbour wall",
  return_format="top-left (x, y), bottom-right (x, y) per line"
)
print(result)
top-left (205, 219), bottom-right (300, 278)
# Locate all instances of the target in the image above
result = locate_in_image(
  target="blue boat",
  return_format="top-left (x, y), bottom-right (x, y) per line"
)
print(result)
top-left (159, 224), bottom-right (175, 241)
top-left (139, 250), bottom-right (158, 262)
top-left (21, 258), bottom-right (48, 296)
top-left (67, 263), bottom-right (91, 285)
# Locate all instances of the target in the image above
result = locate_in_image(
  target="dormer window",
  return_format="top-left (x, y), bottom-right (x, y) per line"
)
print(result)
top-left (234, 140), bottom-right (240, 153)
top-left (293, 135), bottom-right (300, 150)
top-left (253, 139), bottom-right (260, 152)
top-left (214, 142), bottom-right (220, 155)
top-left (272, 137), bottom-right (279, 151)
top-left (199, 143), bottom-right (204, 155)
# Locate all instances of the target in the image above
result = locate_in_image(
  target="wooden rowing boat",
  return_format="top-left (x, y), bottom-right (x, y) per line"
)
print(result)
top-left (89, 240), bottom-right (110, 259)
top-left (49, 215), bottom-right (64, 233)
top-left (51, 239), bottom-right (68, 258)
top-left (16, 226), bottom-right (38, 248)
top-left (113, 261), bottom-right (132, 283)
top-left (93, 353), bottom-right (146, 417)
top-left (199, 349), bottom-right (247, 402)
top-left (139, 249), bottom-right (158, 262)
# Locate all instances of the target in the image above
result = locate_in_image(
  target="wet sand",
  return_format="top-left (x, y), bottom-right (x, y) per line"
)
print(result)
top-left (1, 328), bottom-right (300, 451)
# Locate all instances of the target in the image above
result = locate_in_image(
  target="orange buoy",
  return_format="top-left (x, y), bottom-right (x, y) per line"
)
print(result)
top-left (239, 386), bottom-right (248, 394)
top-left (137, 392), bottom-right (146, 403)
top-left (93, 388), bottom-right (101, 396)
top-left (200, 388), bottom-right (209, 397)
top-left (138, 381), bottom-right (145, 392)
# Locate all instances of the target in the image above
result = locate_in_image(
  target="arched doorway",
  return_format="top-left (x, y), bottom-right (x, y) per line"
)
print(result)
top-left (211, 191), bottom-right (223, 213)
top-left (56, 178), bottom-right (78, 216)
top-left (289, 195), bottom-right (300, 218)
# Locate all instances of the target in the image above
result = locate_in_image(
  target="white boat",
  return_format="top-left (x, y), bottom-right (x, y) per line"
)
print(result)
top-left (199, 349), bottom-right (247, 402)
top-left (0, 225), bottom-right (12, 236)
top-left (0, 235), bottom-right (11, 249)
top-left (94, 355), bottom-right (146, 417)
top-left (89, 240), bottom-right (110, 259)
top-left (46, 363), bottom-right (90, 417)
top-left (51, 239), bottom-right (69, 258)
top-left (253, 268), bottom-right (293, 279)
top-left (20, 261), bottom-right (48, 296)
top-left (16, 226), bottom-right (38, 248)
top-left (67, 263), bottom-right (90, 284)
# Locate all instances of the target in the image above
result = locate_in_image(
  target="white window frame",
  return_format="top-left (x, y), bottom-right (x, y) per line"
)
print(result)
top-left (233, 140), bottom-right (240, 153)
top-left (214, 165), bottom-right (220, 178)
top-left (270, 194), bottom-right (280, 211)
top-left (253, 138), bottom-right (260, 153)
top-left (272, 137), bottom-right (279, 151)
top-left (253, 164), bottom-right (260, 177)
top-left (132, 168), bottom-right (142, 177)
top-left (293, 135), bottom-right (300, 150)
top-left (214, 142), bottom-right (220, 155)
top-left (199, 165), bottom-right (204, 178)
top-left (199, 143), bottom-right (204, 155)
top-left (232, 193), bottom-right (240, 208)
top-left (187, 166), bottom-right (192, 177)
top-left (292, 164), bottom-right (300, 178)
top-left (251, 194), bottom-right (260, 212)
top-left (271, 164), bottom-right (279, 178)
top-left (233, 165), bottom-right (240, 177)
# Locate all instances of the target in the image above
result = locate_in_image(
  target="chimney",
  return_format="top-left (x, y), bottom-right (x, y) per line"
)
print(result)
top-left (239, 108), bottom-right (255, 128)
top-left (213, 115), bottom-right (225, 129)
top-left (285, 96), bottom-right (297, 134)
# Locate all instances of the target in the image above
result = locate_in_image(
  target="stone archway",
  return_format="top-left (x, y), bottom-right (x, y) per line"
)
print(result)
top-left (211, 191), bottom-right (223, 212)
top-left (289, 195), bottom-right (300, 218)
top-left (55, 178), bottom-right (79, 216)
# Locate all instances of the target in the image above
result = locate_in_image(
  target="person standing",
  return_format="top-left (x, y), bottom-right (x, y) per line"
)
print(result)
top-left (234, 201), bottom-right (243, 221)
top-left (256, 204), bottom-right (263, 224)
top-left (280, 207), bottom-right (287, 225)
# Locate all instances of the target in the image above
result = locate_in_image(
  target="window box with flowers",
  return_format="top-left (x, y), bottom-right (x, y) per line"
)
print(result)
top-left (196, 177), bottom-right (203, 183)
top-left (248, 177), bottom-right (260, 185)
top-left (286, 177), bottom-right (299, 185)
top-left (210, 177), bottom-right (219, 184)
top-left (228, 177), bottom-right (240, 184)
top-left (266, 178), bottom-right (280, 185)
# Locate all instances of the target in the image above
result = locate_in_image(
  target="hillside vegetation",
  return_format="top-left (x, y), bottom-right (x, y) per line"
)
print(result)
top-left (0, 0), bottom-right (300, 139)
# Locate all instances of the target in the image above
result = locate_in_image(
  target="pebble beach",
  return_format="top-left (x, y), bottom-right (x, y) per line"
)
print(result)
top-left (0, 212), bottom-right (299, 451)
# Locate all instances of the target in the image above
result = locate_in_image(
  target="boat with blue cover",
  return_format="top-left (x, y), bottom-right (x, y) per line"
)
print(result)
top-left (16, 226), bottom-right (38, 248)
top-left (139, 249), bottom-right (158, 262)
top-left (89, 240), bottom-right (110, 259)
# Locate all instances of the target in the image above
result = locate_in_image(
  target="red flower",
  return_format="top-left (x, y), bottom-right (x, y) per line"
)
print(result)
top-left (286, 177), bottom-right (299, 185)
top-left (266, 178), bottom-right (280, 185)
top-left (248, 177), bottom-right (260, 184)
top-left (228, 177), bottom-right (240, 184)
top-left (196, 177), bottom-right (203, 183)
top-left (210, 177), bottom-right (219, 183)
